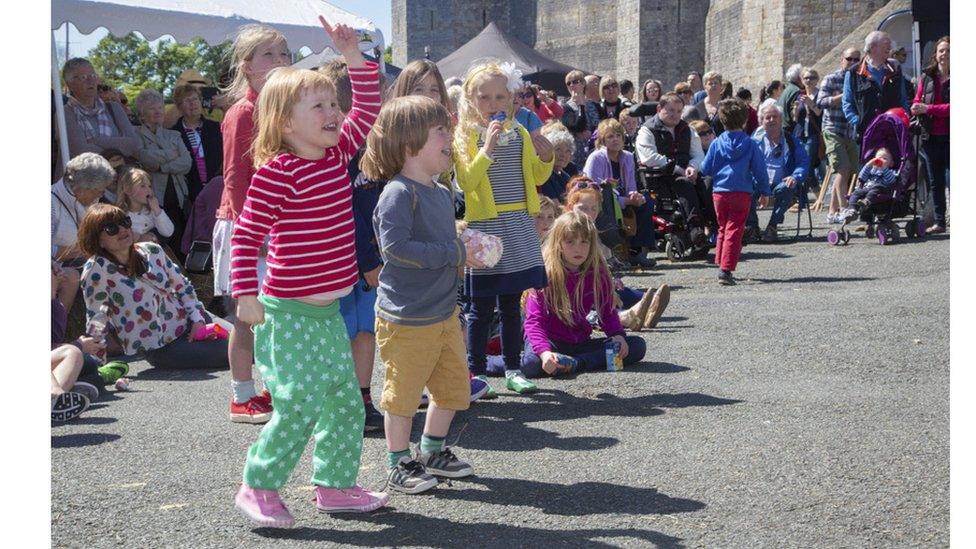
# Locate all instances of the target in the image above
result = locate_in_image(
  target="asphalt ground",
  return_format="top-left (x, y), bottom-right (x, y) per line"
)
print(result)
top-left (51, 212), bottom-right (949, 548)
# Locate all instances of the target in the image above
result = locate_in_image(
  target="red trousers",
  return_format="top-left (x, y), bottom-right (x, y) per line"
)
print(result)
top-left (713, 191), bottom-right (752, 272)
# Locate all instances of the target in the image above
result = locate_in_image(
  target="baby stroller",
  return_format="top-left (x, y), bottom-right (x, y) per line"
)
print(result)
top-left (637, 163), bottom-right (708, 261)
top-left (827, 111), bottom-right (924, 246)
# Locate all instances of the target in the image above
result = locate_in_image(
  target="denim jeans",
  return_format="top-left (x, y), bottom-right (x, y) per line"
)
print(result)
top-left (747, 182), bottom-right (796, 227)
top-left (924, 135), bottom-right (950, 226)
top-left (520, 336), bottom-right (647, 378)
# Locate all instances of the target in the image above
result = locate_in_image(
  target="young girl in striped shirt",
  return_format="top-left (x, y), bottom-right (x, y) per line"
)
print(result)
top-left (230, 18), bottom-right (387, 527)
top-left (454, 61), bottom-right (555, 394)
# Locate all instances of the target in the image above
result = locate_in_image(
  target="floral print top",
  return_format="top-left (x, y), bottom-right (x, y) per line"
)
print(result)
top-left (81, 242), bottom-right (207, 355)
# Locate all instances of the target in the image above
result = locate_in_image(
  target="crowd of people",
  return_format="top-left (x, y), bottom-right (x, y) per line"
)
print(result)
top-left (51, 17), bottom-right (949, 528)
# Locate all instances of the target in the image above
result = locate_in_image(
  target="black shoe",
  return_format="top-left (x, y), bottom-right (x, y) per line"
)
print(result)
top-left (718, 270), bottom-right (736, 286)
top-left (363, 400), bottom-right (384, 433)
top-left (630, 252), bottom-right (656, 269)
top-left (761, 225), bottom-right (778, 243)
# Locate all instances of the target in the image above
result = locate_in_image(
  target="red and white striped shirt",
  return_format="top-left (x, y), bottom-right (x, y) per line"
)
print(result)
top-left (231, 62), bottom-right (381, 299)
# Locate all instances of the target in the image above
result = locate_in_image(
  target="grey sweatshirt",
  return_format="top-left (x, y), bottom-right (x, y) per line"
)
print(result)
top-left (373, 175), bottom-right (464, 326)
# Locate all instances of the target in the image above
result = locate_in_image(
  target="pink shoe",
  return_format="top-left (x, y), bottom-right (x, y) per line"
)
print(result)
top-left (314, 485), bottom-right (389, 513)
top-left (235, 484), bottom-right (295, 528)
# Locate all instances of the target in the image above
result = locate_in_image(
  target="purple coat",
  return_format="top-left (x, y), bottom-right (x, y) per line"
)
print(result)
top-left (582, 147), bottom-right (637, 207)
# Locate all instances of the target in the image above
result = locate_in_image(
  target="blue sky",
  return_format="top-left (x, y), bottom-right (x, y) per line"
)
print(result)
top-left (54, 1), bottom-right (393, 59)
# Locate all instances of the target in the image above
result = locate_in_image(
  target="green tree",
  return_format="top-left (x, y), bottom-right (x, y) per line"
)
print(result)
top-left (384, 45), bottom-right (392, 65)
top-left (87, 34), bottom-right (232, 102)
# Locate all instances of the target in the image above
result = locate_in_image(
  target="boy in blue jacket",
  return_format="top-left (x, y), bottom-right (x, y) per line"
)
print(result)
top-left (701, 99), bottom-right (770, 285)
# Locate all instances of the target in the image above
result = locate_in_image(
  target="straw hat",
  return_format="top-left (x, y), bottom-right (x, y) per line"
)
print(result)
top-left (176, 69), bottom-right (211, 87)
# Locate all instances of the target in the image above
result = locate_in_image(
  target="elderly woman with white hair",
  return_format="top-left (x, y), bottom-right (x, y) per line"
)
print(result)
top-left (52, 152), bottom-right (118, 312)
top-left (537, 127), bottom-right (578, 200)
top-left (746, 99), bottom-right (810, 243)
top-left (135, 88), bottom-right (193, 252)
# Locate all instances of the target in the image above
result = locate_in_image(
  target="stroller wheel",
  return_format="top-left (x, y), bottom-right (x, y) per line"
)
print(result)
top-left (865, 225), bottom-right (875, 239)
top-left (840, 229), bottom-right (851, 245)
top-left (827, 230), bottom-right (840, 246)
top-left (887, 222), bottom-right (901, 244)
top-left (913, 218), bottom-right (926, 238)
top-left (905, 219), bottom-right (917, 239)
top-left (665, 236), bottom-right (686, 262)
top-left (877, 227), bottom-right (889, 245)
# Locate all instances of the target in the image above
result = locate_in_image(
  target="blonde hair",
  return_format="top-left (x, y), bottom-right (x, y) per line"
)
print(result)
top-left (702, 71), bottom-right (723, 86)
top-left (595, 118), bottom-right (625, 149)
top-left (222, 24), bottom-right (287, 104)
top-left (454, 61), bottom-right (514, 165)
top-left (540, 210), bottom-right (609, 326)
top-left (360, 95), bottom-right (453, 182)
top-left (599, 75), bottom-right (618, 101)
top-left (115, 166), bottom-right (152, 212)
top-left (537, 195), bottom-right (562, 219)
top-left (251, 67), bottom-right (336, 169)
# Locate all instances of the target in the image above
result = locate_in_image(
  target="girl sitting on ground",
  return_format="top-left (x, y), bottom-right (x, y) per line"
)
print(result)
top-left (521, 211), bottom-right (647, 378)
top-left (115, 166), bottom-right (174, 243)
top-left (563, 185), bottom-right (670, 331)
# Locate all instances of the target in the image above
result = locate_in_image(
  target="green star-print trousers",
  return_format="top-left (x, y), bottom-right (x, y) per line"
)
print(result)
top-left (242, 296), bottom-right (366, 490)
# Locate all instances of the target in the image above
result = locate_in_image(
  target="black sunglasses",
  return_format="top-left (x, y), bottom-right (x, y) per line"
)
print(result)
top-left (103, 216), bottom-right (133, 236)
top-left (697, 130), bottom-right (714, 137)
top-left (845, 56), bottom-right (861, 62)
top-left (567, 79), bottom-right (583, 86)
top-left (573, 180), bottom-right (601, 191)
top-left (602, 83), bottom-right (619, 90)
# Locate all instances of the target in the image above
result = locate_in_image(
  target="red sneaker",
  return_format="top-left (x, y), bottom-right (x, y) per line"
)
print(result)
top-left (254, 389), bottom-right (273, 407)
top-left (230, 395), bottom-right (272, 424)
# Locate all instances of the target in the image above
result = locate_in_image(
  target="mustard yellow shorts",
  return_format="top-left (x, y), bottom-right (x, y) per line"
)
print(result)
top-left (376, 310), bottom-right (470, 417)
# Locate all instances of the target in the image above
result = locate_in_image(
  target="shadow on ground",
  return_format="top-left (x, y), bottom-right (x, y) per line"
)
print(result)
top-left (256, 509), bottom-right (691, 548)
top-left (51, 433), bottom-right (122, 448)
top-left (437, 390), bottom-right (741, 452)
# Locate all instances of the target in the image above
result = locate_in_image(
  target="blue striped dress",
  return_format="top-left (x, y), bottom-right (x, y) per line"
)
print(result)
top-left (464, 129), bottom-right (547, 297)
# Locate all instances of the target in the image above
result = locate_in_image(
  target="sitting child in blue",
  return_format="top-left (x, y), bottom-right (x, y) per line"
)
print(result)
top-left (841, 148), bottom-right (898, 221)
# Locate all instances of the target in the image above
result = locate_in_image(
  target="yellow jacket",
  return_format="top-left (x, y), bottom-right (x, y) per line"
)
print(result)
top-left (454, 124), bottom-right (554, 222)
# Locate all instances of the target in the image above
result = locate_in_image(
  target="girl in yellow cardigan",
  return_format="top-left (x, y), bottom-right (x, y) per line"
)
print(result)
top-left (454, 61), bottom-right (554, 395)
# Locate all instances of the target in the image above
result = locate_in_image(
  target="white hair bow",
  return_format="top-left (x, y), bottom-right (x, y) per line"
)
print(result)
top-left (498, 62), bottom-right (525, 93)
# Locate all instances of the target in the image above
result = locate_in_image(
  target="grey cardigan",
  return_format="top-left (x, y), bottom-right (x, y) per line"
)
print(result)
top-left (136, 125), bottom-right (193, 207)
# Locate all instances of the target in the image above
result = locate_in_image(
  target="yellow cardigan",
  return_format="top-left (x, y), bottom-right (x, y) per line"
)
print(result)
top-left (454, 124), bottom-right (554, 222)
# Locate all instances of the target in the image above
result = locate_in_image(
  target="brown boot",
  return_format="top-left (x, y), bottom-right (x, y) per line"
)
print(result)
top-left (642, 284), bottom-right (671, 330)
top-left (619, 289), bottom-right (656, 331)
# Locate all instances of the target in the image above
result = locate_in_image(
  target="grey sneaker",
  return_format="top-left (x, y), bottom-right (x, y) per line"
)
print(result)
top-left (386, 456), bottom-right (438, 494)
top-left (72, 381), bottom-right (100, 402)
top-left (416, 447), bottom-right (474, 479)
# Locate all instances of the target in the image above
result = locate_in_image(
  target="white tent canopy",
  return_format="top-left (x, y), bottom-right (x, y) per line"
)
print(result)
top-left (52, 0), bottom-right (385, 54)
top-left (51, 0), bottom-right (385, 169)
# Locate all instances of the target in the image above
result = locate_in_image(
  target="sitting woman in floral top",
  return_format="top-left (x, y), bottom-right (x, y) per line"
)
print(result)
top-left (78, 204), bottom-right (228, 369)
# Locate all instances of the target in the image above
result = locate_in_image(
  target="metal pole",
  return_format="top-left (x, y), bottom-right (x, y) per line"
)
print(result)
top-left (52, 32), bottom-right (71, 172)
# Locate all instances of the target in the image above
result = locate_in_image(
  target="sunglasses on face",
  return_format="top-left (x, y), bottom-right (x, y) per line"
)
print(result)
top-left (102, 216), bottom-right (133, 236)
top-left (845, 56), bottom-right (861, 62)
top-left (520, 92), bottom-right (535, 99)
top-left (573, 180), bottom-right (601, 190)
top-left (567, 79), bottom-right (583, 86)
top-left (603, 83), bottom-right (619, 90)
top-left (803, 76), bottom-right (819, 81)
top-left (697, 130), bottom-right (714, 137)
top-left (678, 90), bottom-right (691, 95)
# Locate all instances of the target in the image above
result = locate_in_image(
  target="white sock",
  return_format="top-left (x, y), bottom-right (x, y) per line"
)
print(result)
top-left (232, 380), bottom-right (257, 404)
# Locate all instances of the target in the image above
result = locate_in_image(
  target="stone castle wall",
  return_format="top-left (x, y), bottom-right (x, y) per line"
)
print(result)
top-left (394, 0), bottom-right (890, 96)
